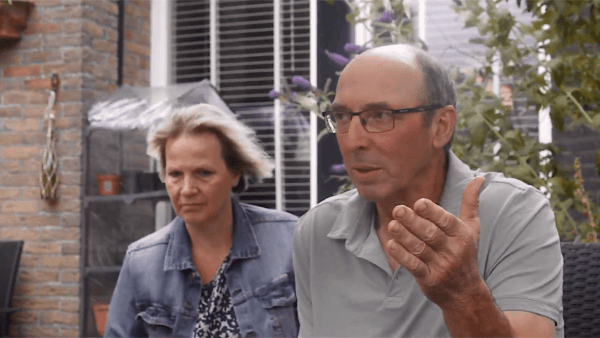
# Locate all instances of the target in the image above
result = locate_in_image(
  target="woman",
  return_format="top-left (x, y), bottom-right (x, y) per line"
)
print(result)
top-left (104, 104), bottom-right (299, 337)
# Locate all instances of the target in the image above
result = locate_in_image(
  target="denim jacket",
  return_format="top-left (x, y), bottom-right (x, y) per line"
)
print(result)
top-left (104, 198), bottom-right (299, 338)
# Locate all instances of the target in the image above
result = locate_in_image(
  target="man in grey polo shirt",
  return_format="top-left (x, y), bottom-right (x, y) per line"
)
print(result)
top-left (293, 44), bottom-right (563, 337)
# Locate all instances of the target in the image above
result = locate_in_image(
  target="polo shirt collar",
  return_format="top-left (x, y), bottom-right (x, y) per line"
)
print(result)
top-left (326, 150), bottom-right (476, 258)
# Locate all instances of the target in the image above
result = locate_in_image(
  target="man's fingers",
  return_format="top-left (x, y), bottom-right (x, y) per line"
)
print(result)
top-left (410, 199), bottom-right (459, 237)
top-left (392, 204), bottom-right (449, 249)
top-left (458, 177), bottom-right (485, 225)
top-left (386, 239), bottom-right (429, 279)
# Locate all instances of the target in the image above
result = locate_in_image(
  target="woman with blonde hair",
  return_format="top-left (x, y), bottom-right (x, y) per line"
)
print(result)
top-left (104, 104), bottom-right (298, 337)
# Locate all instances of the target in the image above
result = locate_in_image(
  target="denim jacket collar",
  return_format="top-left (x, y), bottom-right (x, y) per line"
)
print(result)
top-left (163, 197), bottom-right (261, 271)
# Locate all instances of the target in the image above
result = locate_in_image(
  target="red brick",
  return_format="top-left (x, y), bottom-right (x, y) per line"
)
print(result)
top-left (61, 242), bottom-right (80, 255)
top-left (42, 61), bottom-right (83, 76)
top-left (10, 310), bottom-right (39, 325)
top-left (0, 227), bottom-right (38, 240)
top-left (60, 299), bottom-right (79, 313)
top-left (45, 6), bottom-right (84, 21)
top-left (1, 200), bottom-right (43, 214)
top-left (14, 283), bottom-right (39, 296)
top-left (41, 199), bottom-right (81, 213)
top-left (83, 20), bottom-right (104, 37)
top-left (0, 133), bottom-right (20, 145)
top-left (62, 102), bottom-right (84, 116)
top-left (59, 172), bottom-right (81, 185)
top-left (60, 328), bottom-right (80, 337)
top-left (0, 50), bottom-right (21, 64)
top-left (0, 169), bottom-right (39, 185)
top-left (22, 104), bottom-right (48, 118)
top-left (24, 78), bottom-right (52, 90)
top-left (4, 118), bottom-right (40, 131)
top-left (18, 268), bottom-right (60, 283)
top-left (19, 255), bottom-right (40, 268)
top-left (39, 227), bottom-right (80, 242)
top-left (12, 297), bottom-right (60, 310)
top-left (59, 76), bottom-right (84, 89)
top-left (20, 35), bottom-right (43, 49)
top-left (39, 284), bottom-right (78, 297)
top-left (43, 33), bottom-right (85, 49)
top-left (0, 187), bottom-right (20, 199)
top-left (3, 90), bottom-right (46, 104)
top-left (23, 242), bottom-right (62, 255)
top-left (1, 145), bottom-right (41, 160)
top-left (92, 39), bottom-right (117, 53)
top-left (39, 255), bottom-right (78, 269)
top-left (0, 106), bottom-right (22, 118)
top-left (24, 22), bottom-right (63, 35)
top-left (40, 310), bottom-right (79, 325)
top-left (54, 117), bottom-right (82, 129)
top-left (3, 65), bottom-right (41, 77)
top-left (60, 213), bottom-right (80, 228)
top-left (15, 325), bottom-right (60, 337)
top-left (20, 131), bottom-right (46, 144)
top-left (20, 187), bottom-right (42, 199)
top-left (57, 185), bottom-right (80, 199)
top-left (31, 0), bottom-right (62, 7)
top-left (22, 50), bottom-right (62, 64)
top-left (59, 270), bottom-right (79, 283)
top-left (21, 214), bottom-right (61, 227)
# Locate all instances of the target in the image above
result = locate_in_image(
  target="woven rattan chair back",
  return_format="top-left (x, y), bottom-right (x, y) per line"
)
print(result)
top-left (561, 242), bottom-right (600, 338)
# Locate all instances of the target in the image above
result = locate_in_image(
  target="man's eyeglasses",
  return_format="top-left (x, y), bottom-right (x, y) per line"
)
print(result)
top-left (322, 104), bottom-right (441, 134)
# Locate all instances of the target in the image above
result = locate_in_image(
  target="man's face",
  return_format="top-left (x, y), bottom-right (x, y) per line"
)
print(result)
top-left (333, 55), bottom-right (436, 204)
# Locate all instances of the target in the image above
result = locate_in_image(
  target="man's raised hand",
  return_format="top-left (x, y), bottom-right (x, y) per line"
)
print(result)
top-left (385, 177), bottom-right (486, 308)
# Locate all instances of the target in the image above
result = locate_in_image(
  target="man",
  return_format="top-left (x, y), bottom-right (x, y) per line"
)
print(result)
top-left (293, 44), bottom-right (563, 337)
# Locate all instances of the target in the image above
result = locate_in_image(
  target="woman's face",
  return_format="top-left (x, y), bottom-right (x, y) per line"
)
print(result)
top-left (164, 132), bottom-right (241, 227)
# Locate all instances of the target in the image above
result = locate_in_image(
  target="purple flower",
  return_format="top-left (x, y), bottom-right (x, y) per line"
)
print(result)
top-left (268, 89), bottom-right (281, 99)
top-left (379, 11), bottom-right (394, 23)
top-left (330, 164), bottom-right (347, 174)
top-left (292, 76), bottom-right (311, 89)
top-left (290, 92), bottom-right (298, 99)
top-left (326, 51), bottom-right (350, 66)
top-left (344, 43), bottom-right (362, 54)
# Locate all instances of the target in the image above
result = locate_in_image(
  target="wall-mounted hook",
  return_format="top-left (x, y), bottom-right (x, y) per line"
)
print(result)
top-left (51, 73), bottom-right (60, 92)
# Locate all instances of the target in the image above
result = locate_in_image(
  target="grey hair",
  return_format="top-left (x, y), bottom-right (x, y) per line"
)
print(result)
top-left (146, 104), bottom-right (274, 192)
top-left (414, 48), bottom-right (457, 153)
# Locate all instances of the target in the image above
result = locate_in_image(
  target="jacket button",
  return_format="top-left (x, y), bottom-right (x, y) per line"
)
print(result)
top-left (184, 301), bottom-right (193, 310)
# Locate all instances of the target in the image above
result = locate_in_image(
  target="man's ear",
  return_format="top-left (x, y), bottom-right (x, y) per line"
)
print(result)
top-left (431, 105), bottom-right (456, 149)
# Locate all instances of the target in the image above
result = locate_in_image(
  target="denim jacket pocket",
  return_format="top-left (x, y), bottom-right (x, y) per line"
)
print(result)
top-left (136, 304), bottom-right (177, 337)
top-left (257, 275), bottom-right (298, 337)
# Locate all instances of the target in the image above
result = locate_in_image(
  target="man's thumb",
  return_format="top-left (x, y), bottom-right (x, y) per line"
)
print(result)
top-left (458, 176), bottom-right (485, 224)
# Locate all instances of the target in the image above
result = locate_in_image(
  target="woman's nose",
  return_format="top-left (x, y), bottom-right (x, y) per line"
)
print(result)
top-left (180, 176), bottom-right (198, 195)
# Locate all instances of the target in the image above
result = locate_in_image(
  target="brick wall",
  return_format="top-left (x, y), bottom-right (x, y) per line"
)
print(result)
top-left (0, 0), bottom-right (149, 336)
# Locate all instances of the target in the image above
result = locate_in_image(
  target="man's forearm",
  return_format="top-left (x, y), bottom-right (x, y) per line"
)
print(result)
top-left (441, 279), bottom-right (515, 338)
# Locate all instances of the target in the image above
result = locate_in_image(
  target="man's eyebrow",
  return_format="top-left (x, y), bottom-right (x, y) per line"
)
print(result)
top-left (330, 101), bottom-right (390, 111)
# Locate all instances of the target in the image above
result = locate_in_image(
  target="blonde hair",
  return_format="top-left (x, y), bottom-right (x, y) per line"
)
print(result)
top-left (147, 104), bottom-right (274, 191)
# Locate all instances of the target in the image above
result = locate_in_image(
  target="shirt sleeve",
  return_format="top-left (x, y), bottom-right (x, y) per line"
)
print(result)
top-left (104, 252), bottom-right (146, 338)
top-left (293, 215), bottom-right (314, 337)
top-left (481, 185), bottom-right (563, 328)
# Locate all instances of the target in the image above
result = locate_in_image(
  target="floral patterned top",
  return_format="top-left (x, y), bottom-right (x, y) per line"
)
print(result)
top-left (193, 254), bottom-right (242, 338)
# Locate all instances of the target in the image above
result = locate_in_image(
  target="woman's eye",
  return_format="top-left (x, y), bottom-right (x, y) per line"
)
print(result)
top-left (168, 171), bottom-right (180, 178)
top-left (198, 170), bottom-right (212, 177)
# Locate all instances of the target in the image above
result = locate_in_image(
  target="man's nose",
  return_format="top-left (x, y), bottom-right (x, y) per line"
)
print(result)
top-left (343, 115), bottom-right (370, 148)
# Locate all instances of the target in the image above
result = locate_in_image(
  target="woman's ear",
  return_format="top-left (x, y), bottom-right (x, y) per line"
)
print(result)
top-left (431, 105), bottom-right (456, 149)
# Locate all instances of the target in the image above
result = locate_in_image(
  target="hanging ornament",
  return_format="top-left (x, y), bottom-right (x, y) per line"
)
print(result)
top-left (40, 74), bottom-right (60, 202)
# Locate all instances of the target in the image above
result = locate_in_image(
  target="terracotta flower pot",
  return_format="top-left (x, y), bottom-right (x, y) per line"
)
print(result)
top-left (96, 174), bottom-right (121, 195)
top-left (0, 1), bottom-right (34, 40)
top-left (92, 303), bottom-right (109, 336)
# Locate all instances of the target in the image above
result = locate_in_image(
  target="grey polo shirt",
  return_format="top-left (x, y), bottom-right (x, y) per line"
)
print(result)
top-left (293, 151), bottom-right (564, 337)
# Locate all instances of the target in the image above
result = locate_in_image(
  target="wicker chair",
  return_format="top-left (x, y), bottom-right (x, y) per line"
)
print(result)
top-left (0, 240), bottom-right (24, 338)
top-left (561, 242), bottom-right (600, 338)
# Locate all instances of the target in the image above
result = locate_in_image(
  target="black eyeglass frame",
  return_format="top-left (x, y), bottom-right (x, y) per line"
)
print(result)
top-left (322, 104), bottom-right (442, 134)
